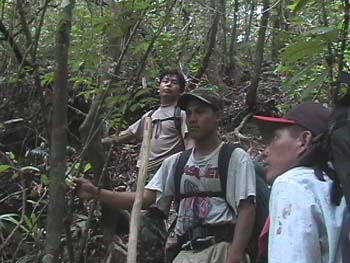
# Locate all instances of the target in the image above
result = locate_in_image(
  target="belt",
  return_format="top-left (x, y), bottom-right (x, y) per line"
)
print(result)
top-left (178, 223), bottom-right (234, 250)
top-left (181, 236), bottom-right (216, 251)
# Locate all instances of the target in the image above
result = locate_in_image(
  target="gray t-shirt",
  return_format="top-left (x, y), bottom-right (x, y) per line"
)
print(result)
top-left (128, 105), bottom-right (188, 172)
top-left (145, 142), bottom-right (256, 236)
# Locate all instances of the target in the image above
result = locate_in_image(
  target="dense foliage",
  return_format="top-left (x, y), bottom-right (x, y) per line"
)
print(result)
top-left (0, 0), bottom-right (349, 262)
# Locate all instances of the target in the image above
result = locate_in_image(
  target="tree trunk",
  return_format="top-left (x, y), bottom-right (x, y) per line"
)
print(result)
top-left (270, 2), bottom-right (281, 61)
top-left (43, 1), bottom-right (74, 262)
top-left (245, 0), bottom-right (256, 43)
top-left (220, 0), bottom-right (228, 65)
top-left (190, 0), bottom-right (220, 88)
top-left (246, 0), bottom-right (269, 109)
top-left (229, 0), bottom-right (239, 69)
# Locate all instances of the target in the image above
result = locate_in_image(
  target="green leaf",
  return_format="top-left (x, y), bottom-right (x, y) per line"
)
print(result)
top-left (282, 39), bottom-right (326, 64)
top-left (0, 213), bottom-right (19, 221)
top-left (289, 0), bottom-right (313, 13)
top-left (7, 152), bottom-right (15, 160)
top-left (134, 88), bottom-right (151, 99)
top-left (83, 163), bottom-right (93, 173)
top-left (0, 165), bottom-right (11, 173)
top-left (302, 70), bottom-right (329, 99)
top-left (283, 61), bottom-right (318, 90)
top-left (305, 26), bottom-right (338, 41)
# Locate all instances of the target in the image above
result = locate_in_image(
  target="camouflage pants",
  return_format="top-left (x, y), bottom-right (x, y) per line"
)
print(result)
top-left (137, 207), bottom-right (167, 263)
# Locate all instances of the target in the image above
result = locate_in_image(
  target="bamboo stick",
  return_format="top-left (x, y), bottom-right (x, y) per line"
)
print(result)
top-left (127, 117), bottom-right (152, 263)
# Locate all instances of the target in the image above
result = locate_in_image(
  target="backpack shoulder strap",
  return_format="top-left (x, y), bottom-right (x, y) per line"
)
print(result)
top-left (147, 109), bottom-right (156, 118)
top-left (174, 143), bottom-right (238, 211)
top-left (218, 143), bottom-right (239, 202)
top-left (174, 106), bottom-right (182, 134)
top-left (174, 149), bottom-right (192, 208)
top-left (174, 106), bottom-right (184, 148)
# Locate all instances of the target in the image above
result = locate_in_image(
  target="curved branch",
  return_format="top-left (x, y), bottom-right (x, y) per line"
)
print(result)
top-left (233, 112), bottom-right (253, 141)
top-left (0, 20), bottom-right (32, 70)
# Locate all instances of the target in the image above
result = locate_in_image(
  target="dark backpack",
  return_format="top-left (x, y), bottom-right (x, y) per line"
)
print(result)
top-left (169, 143), bottom-right (270, 262)
top-left (147, 106), bottom-right (183, 141)
top-left (328, 94), bottom-right (350, 210)
top-left (299, 94), bottom-right (350, 210)
top-left (297, 95), bottom-right (350, 263)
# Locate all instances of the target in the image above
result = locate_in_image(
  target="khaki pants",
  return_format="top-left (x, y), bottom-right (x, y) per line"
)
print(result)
top-left (172, 241), bottom-right (249, 263)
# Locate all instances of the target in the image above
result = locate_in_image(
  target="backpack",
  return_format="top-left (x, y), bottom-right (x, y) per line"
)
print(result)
top-left (147, 106), bottom-right (183, 140)
top-left (298, 94), bottom-right (350, 210)
top-left (328, 94), bottom-right (350, 210)
top-left (166, 143), bottom-right (270, 262)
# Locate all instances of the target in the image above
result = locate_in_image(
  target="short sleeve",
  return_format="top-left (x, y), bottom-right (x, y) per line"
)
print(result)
top-left (127, 112), bottom-right (150, 141)
top-left (145, 152), bottom-right (180, 214)
top-left (268, 179), bottom-right (321, 263)
top-left (226, 148), bottom-right (256, 214)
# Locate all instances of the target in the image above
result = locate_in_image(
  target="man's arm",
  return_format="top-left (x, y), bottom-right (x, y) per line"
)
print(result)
top-left (101, 129), bottom-right (136, 145)
top-left (74, 177), bottom-right (156, 210)
top-left (227, 197), bottom-right (255, 263)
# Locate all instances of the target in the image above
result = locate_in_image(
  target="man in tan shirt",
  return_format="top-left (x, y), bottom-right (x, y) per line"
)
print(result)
top-left (102, 69), bottom-right (193, 262)
top-left (103, 69), bottom-right (192, 177)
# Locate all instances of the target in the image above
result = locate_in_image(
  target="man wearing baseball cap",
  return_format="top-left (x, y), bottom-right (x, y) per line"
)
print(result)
top-left (254, 102), bottom-right (347, 263)
top-left (75, 87), bottom-right (257, 263)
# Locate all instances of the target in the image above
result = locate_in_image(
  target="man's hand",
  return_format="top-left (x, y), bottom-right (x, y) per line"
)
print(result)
top-left (74, 177), bottom-right (99, 200)
top-left (101, 136), bottom-right (116, 145)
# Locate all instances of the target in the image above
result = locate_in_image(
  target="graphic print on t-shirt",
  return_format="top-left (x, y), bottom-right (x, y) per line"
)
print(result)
top-left (178, 164), bottom-right (220, 231)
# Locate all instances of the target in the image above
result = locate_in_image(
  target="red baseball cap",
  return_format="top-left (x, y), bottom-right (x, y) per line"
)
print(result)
top-left (254, 102), bottom-right (331, 136)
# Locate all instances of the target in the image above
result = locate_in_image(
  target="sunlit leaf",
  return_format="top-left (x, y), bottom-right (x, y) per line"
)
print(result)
top-left (83, 163), bottom-right (93, 173)
top-left (0, 165), bottom-right (11, 173)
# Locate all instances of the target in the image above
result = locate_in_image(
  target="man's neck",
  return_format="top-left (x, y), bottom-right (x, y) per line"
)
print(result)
top-left (160, 97), bottom-right (178, 106)
top-left (193, 134), bottom-right (221, 157)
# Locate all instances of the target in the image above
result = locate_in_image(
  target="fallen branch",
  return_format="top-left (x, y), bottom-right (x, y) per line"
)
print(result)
top-left (233, 112), bottom-right (253, 141)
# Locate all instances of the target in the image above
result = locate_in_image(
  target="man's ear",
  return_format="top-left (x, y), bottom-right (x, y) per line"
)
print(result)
top-left (297, 130), bottom-right (313, 155)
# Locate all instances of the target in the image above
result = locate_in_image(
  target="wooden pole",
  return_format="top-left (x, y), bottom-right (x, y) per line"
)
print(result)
top-left (127, 117), bottom-right (152, 263)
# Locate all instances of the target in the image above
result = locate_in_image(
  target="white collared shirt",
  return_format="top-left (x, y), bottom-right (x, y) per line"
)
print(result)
top-left (269, 167), bottom-right (347, 263)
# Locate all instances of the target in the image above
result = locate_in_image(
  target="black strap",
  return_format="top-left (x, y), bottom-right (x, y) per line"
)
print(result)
top-left (218, 143), bottom-right (238, 204)
top-left (147, 107), bottom-right (184, 143)
top-left (173, 106), bottom-right (182, 136)
top-left (174, 149), bottom-right (192, 207)
top-left (179, 191), bottom-right (225, 199)
top-left (174, 143), bottom-right (238, 211)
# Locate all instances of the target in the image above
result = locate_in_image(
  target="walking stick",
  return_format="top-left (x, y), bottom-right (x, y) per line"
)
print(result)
top-left (127, 117), bottom-right (152, 263)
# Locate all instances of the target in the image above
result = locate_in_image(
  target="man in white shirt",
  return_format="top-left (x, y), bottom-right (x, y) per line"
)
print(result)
top-left (254, 102), bottom-right (347, 263)
top-left (75, 88), bottom-right (256, 263)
